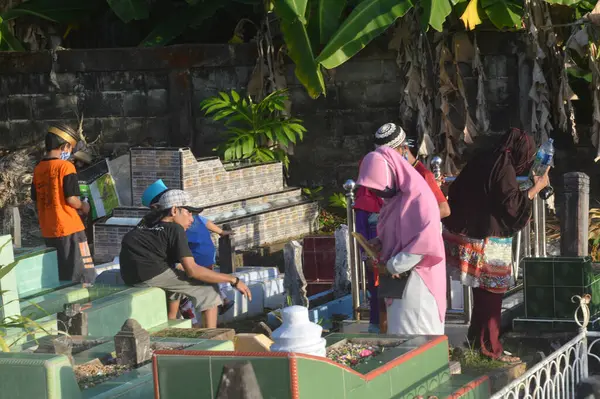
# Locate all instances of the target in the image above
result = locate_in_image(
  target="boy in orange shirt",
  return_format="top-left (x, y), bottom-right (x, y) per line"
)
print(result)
top-left (31, 124), bottom-right (95, 284)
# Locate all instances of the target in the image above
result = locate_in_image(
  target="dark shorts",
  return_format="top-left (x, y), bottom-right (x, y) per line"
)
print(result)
top-left (45, 230), bottom-right (96, 284)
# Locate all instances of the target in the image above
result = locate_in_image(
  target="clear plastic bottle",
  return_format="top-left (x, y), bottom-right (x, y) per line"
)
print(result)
top-left (531, 138), bottom-right (554, 177)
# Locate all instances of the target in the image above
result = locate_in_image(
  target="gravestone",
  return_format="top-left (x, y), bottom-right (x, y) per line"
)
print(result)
top-left (560, 172), bottom-right (590, 256)
top-left (218, 224), bottom-right (235, 274)
top-left (283, 241), bottom-right (308, 307)
top-left (216, 362), bottom-right (264, 399)
top-left (114, 318), bottom-right (152, 366)
top-left (333, 225), bottom-right (351, 298)
top-left (57, 303), bottom-right (89, 336)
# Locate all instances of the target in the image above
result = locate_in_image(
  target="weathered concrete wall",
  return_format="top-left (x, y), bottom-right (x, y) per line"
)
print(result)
top-left (0, 33), bottom-right (525, 188)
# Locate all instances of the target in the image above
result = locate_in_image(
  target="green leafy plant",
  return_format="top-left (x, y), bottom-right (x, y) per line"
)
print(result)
top-left (328, 193), bottom-right (347, 210)
top-left (200, 89), bottom-right (306, 171)
top-left (318, 209), bottom-right (345, 233)
top-left (302, 186), bottom-right (324, 201)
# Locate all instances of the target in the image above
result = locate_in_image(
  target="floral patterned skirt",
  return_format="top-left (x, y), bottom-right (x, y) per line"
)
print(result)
top-left (443, 228), bottom-right (513, 294)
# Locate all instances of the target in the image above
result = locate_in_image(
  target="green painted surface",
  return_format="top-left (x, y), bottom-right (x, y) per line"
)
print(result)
top-left (0, 352), bottom-right (82, 399)
top-left (3, 313), bottom-right (58, 348)
top-left (146, 318), bottom-right (192, 333)
top-left (156, 355), bottom-right (292, 398)
top-left (523, 257), bottom-right (600, 319)
top-left (83, 287), bottom-right (168, 336)
top-left (82, 365), bottom-right (153, 399)
top-left (21, 285), bottom-right (125, 320)
top-left (14, 248), bottom-right (60, 297)
top-left (422, 374), bottom-right (490, 398)
top-left (0, 235), bottom-right (20, 320)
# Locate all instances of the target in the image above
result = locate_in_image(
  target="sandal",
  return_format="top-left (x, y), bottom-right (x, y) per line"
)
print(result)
top-left (497, 352), bottom-right (521, 364)
top-left (219, 300), bottom-right (235, 315)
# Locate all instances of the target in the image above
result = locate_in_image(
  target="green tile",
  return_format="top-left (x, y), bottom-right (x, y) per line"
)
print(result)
top-left (523, 258), bottom-right (554, 287)
top-left (525, 286), bottom-right (555, 318)
top-left (365, 373), bottom-right (392, 398)
top-left (297, 358), bottom-right (345, 399)
top-left (555, 287), bottom-right (584, 319)
top-left (554, 260), bottom-right (584, 287)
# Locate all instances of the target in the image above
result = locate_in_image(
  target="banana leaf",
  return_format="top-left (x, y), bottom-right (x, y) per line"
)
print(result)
top-left (274, 0), bottom-right (309, 23)
top-left (543, 0), bottom-right (581, 5)
top-left (315, 0), bottom-right (347, 44)
top-left (273, 0), bottom-right (326, 98)
top-left (420, 0), bottom-right (453, 32)
top-left (0, 18), bottom-right (25, 51)
top-left (481, 0), bottom-right (523, 29)
top-left (316, 0), bottom-right (414, 70)
top-left (1, 0), bottom-right (102, 23)
top-left (140, 0), bottom-right (228, 47)
top-left (107, 0), bottom-right (150, 23)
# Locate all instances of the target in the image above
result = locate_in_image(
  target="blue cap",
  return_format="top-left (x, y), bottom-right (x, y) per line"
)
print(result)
top-left (141, 179), bottom-right (168, 207)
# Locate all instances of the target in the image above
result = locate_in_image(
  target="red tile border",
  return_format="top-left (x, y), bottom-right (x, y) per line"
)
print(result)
top-left (447, 375), bottom-right (490, 398)
top-left (152, 354), bottom-right (160, 399)
top-left (289, 353), bottom-right (300, 399)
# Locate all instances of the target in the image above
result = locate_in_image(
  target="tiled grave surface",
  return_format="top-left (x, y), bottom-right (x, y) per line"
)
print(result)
top-left (0, 352), bottom-right (81, 399)
top-left (130, 148), bottom-right (284, 207)
top-left (0, 338), bottom-right (234, 399)
top-left (523, 257), bottom-right (600, 319)
top-left (94, 201), bottom-right (319, 262)
top-left (94, 147), bottom-right (318, 262)
top-left (302, 236), bottom-right (335, 282)
top-left (13, 247), bottom-right (61, 297)
top-left (153, 334), bottom-right (490, 398)
top-left (0, 235), bottom-right (20, 319)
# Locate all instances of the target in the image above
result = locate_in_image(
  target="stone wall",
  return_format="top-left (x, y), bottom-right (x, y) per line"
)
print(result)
top-left (0, 35), bottom-right (527, 188)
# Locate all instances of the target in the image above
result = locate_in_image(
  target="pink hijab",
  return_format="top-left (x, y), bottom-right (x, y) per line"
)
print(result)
top-left (356, 147), bottom-right (447, 322)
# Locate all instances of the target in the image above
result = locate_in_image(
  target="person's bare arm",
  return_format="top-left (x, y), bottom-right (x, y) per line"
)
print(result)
top-left (180, 257), bottom-right (251, 299)
top-left (205, 220), bottom-right (233, 236)
top-left (66, 196), bottom-right (90, 214)
top-left (439, 202), bottom-right (451, 219)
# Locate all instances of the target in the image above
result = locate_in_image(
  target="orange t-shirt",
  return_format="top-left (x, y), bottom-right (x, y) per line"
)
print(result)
top-left (32, 159), bottom-right (85, 238)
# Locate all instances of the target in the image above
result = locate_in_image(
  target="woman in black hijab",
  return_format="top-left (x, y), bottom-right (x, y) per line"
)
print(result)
top-left (443, 128), bottom-right (549, 363)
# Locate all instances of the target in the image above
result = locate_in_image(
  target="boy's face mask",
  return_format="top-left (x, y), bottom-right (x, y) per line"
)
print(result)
top-left (59, 144), bottom-right (72, 161)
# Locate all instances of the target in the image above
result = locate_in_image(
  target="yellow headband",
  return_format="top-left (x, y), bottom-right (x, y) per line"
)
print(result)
top-left (48, 126), bottom-right (77, 147)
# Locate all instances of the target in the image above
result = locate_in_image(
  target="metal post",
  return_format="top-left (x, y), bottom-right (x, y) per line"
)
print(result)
top-left (343, 180), bottom-right (360, 320)
top-left (540, 200), bottom-right (547, 257)
top-left (532, 196), bottom-right (541, 258)
top-left (513, 230), bottom-right (522, 285)
top-left (463, 286), bottom-right (472, 324)
top-left (523, 222), bottom-right (532, 257)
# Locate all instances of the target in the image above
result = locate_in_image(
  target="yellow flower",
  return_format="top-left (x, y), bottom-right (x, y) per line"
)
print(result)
top-left (460, 0), bottom-right (482, 31)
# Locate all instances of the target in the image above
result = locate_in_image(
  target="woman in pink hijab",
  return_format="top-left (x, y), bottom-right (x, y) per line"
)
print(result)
top-left (357, 146), bottom-right (447, 335)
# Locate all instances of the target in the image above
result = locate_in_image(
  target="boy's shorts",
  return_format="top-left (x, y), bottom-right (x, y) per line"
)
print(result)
top-left (45, 230), bottom-right (96, 284)
top-left (135, 268), bottom-right (222, 312)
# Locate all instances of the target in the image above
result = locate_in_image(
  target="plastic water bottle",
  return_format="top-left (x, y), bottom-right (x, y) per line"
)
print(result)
top-left (531, 138), bottom-right (554, 177)
top-left (530, 139), bottom-right (555, 200)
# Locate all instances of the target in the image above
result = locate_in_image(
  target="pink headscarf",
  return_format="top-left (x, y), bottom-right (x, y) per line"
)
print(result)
top-left (356, 147), bottom-right (447, 322)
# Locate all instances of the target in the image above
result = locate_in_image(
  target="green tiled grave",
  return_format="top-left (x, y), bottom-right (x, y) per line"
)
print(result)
top-left (523, 257), bottom-right (600, 320)
top-left (13, 247), bottom-right (62, 297)
top-left (153, 334), bottom-right (490, 398)
top-left (0, 352), bottom-right (82, 399)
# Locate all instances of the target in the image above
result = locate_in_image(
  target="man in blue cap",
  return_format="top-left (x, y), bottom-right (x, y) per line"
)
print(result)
top-left (141, 180), bottom-right (234, 320)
